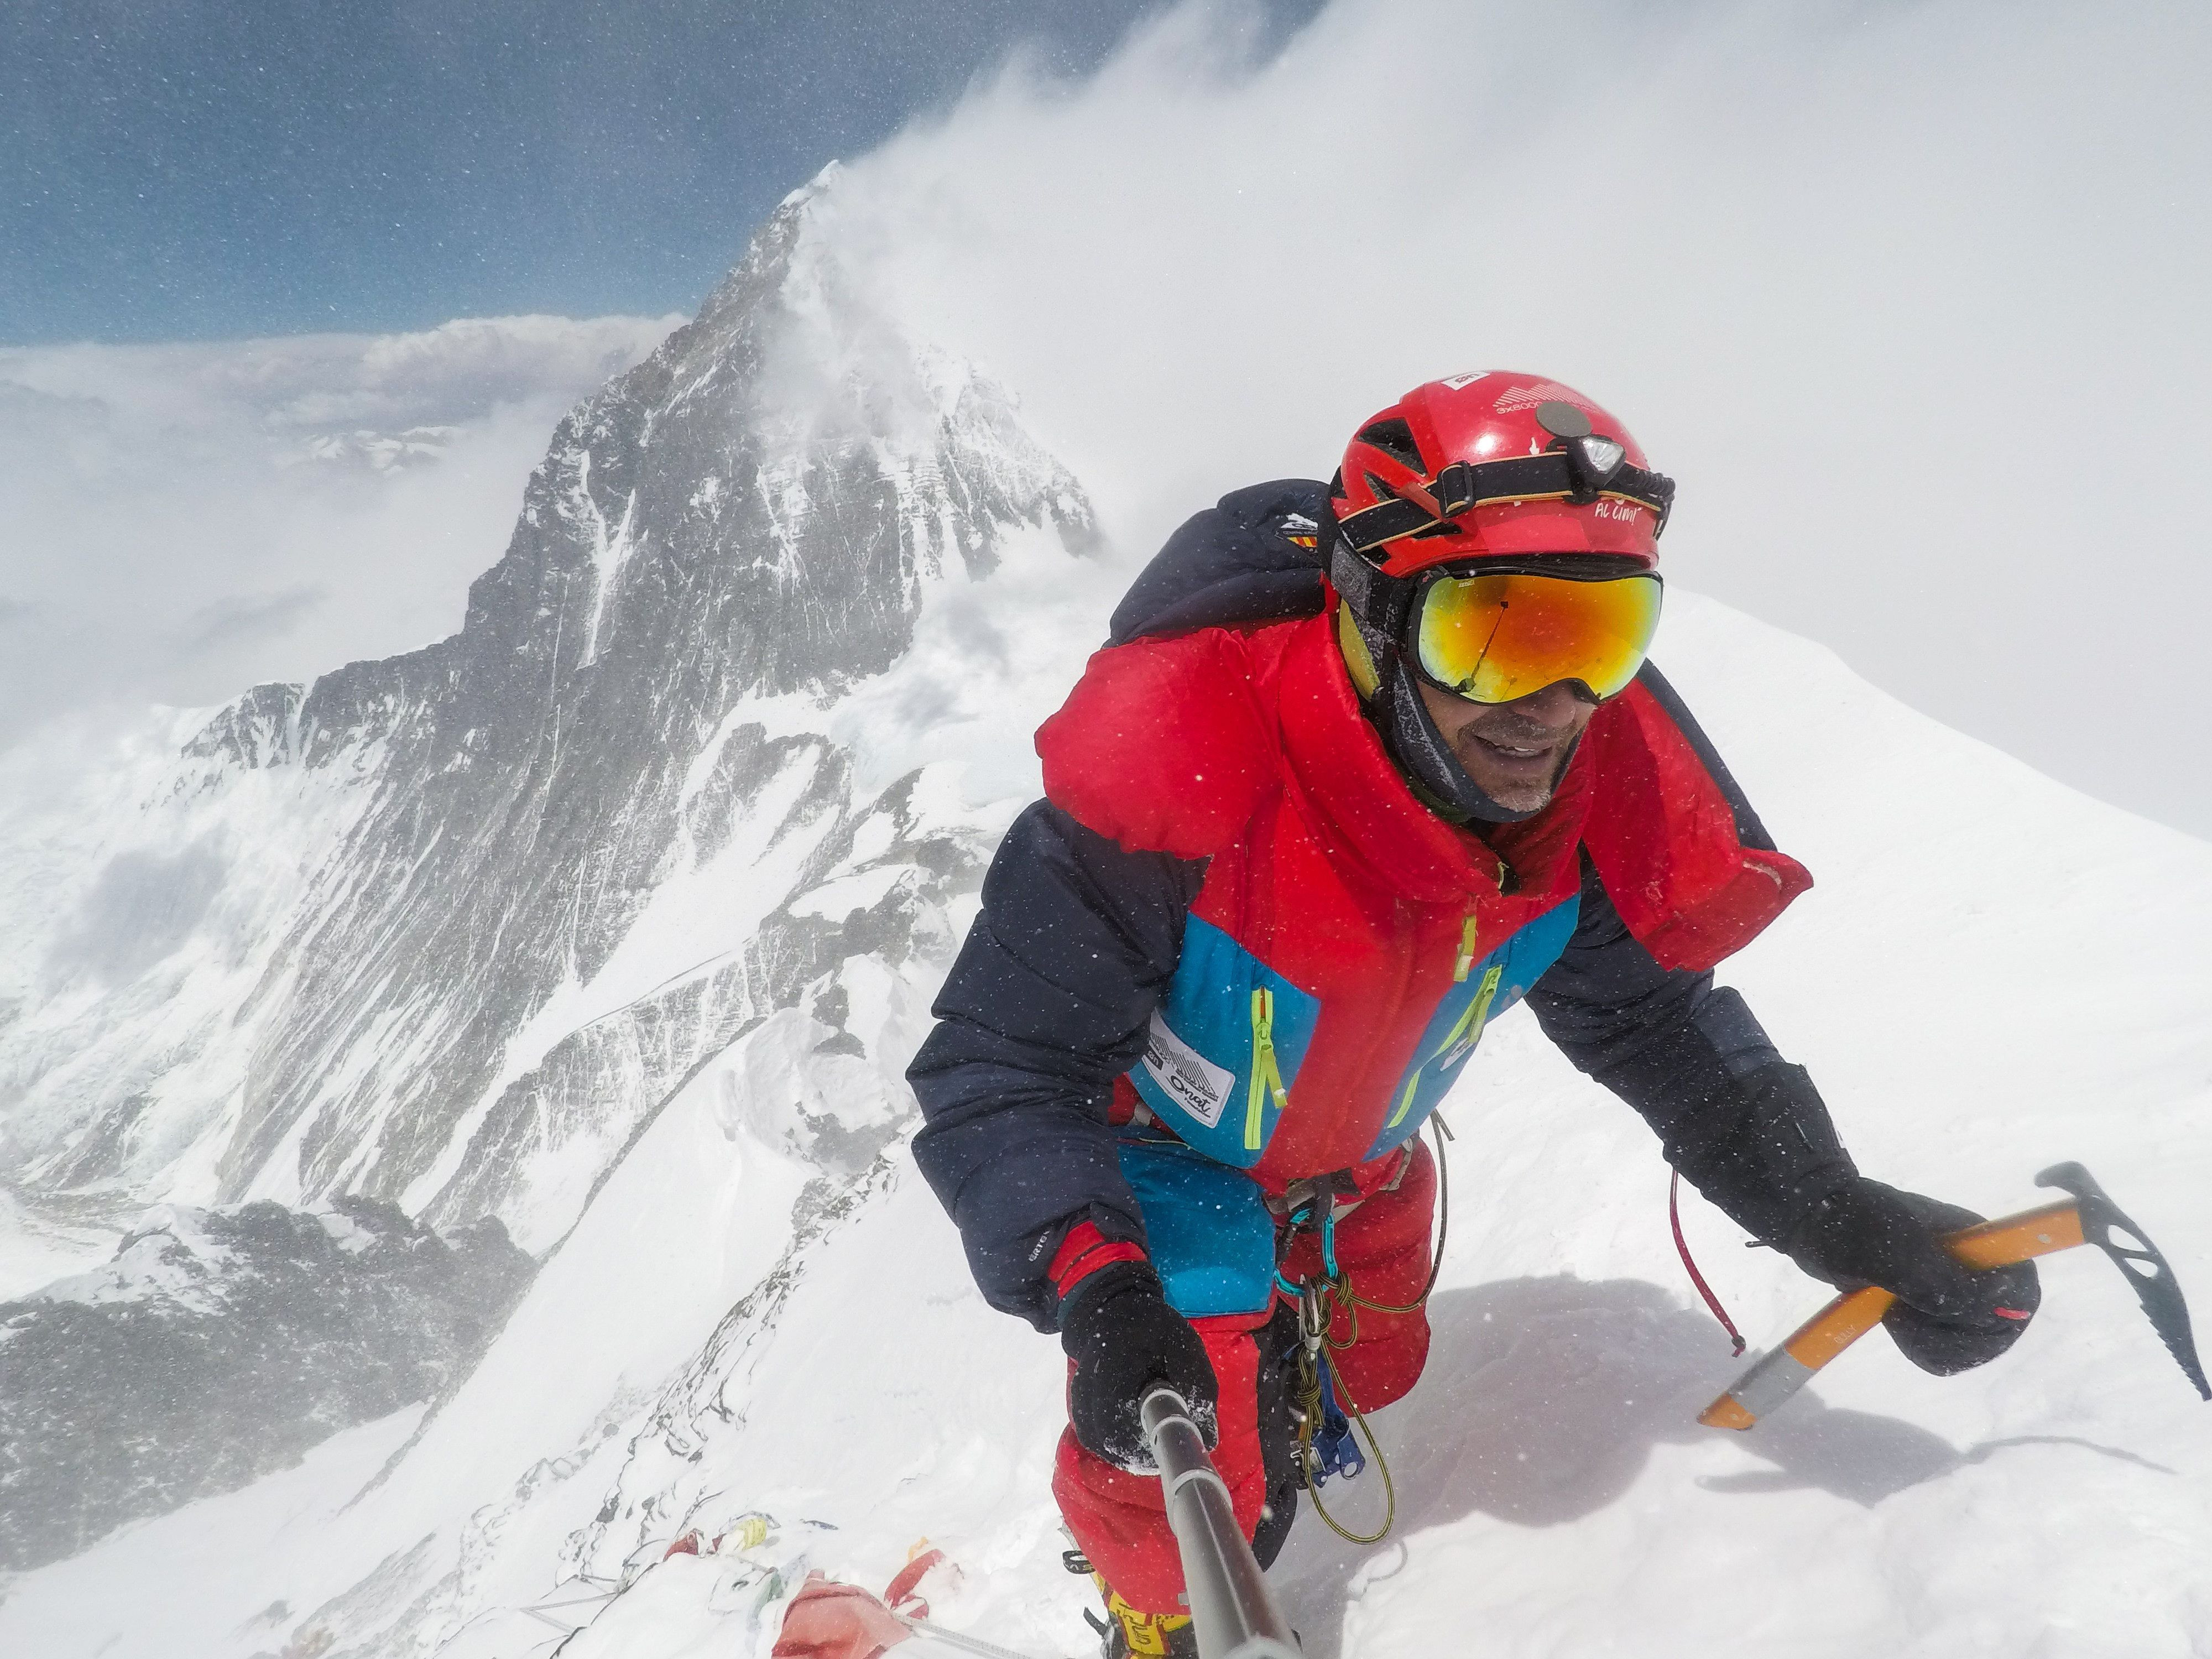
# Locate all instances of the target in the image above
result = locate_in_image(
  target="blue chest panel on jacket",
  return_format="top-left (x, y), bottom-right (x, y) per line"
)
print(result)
top-left (1128, 898), bottom-right (1581, 1170)
top-left (1129, 914), bottom-right (1319, 1168)
top-left (1359, 895), bottom-right (1581, 1160)
top-left (1115, 1130), bottom-right (1280, 1319)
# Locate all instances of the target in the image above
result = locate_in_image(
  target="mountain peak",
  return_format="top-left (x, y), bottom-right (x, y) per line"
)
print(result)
top-left (1, 190), bottom-right (1096, 1257)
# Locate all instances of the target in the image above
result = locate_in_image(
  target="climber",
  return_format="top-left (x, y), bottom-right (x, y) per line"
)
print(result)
top-left (908, 372), bottom-right (2037, 1657)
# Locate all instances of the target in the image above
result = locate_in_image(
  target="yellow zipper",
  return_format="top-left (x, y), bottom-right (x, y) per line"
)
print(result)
top-left (1458, 963), bottom-right (1506, 1053)
top-left (1387, 1068), bottom-right (1422, 1133)
top-left (1453, 914), bottom-right (1481, 982)
top-left (1247, 987), bottom-right (1288, 1152)
top-left (1390, 962), bottom-right (1505, 1131)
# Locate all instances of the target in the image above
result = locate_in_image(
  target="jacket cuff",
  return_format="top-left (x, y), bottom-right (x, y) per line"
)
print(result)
top-left (1049, 1220), bottom-right (1150, 1305)
top-left (1691, 1061), bottom-right (1858, 1245)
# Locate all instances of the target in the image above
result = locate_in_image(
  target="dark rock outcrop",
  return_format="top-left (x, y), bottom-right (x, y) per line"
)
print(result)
top-left (0, 1198), bottom-right (533, 1571)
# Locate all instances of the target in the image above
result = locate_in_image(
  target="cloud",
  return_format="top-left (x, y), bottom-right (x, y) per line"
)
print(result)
top-left (48, 842), bottom-right (229, 987)
top-left (0, 380), bottom-right (106, 435)
top-left (8, 0), bottom-right (2206, 839)
top-left (0, 312), bottom-right (679, 749)
top-left (171, 586), bottom-right (328, 659)
top-left (810, 0), bottom-right (2212, 836)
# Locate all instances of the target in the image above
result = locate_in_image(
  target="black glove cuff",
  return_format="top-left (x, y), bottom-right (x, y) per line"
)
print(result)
top-left (1057, 1259), bottom-right (1162, 1346)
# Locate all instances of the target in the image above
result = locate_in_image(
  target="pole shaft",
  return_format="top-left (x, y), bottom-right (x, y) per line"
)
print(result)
top-left (1141, 1389), bottom-right (1301, 1659)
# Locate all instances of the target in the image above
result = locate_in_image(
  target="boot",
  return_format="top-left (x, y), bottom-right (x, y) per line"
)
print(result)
top-left (1066, 1551), bottom-right (1198, 1659)
top-left (1091, 1585), bottom-right (1197, 1659)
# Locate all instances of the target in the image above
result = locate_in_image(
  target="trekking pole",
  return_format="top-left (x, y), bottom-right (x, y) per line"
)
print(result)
top-left (1140, 1388), bottom-right (1302, 1659)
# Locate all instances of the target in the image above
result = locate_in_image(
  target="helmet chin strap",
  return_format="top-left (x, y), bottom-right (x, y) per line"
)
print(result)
top-left (1348, 604), bottom-right (1575, 827)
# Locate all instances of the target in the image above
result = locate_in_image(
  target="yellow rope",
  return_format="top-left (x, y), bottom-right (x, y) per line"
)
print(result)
top-left (1296, 1340), bottom-right (1396, 1545)
top-left (1344, 1113), bottom-right (1451, 1317)
top-left (1287, 1116), bottom-right (1452, 1546)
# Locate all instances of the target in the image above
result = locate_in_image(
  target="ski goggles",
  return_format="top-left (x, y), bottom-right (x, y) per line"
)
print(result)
top-left (1411, 569), bottom-right (1662, 703)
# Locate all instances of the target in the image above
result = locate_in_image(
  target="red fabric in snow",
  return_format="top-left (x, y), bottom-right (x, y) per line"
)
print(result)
top-left (772, 1575), bottom-right (910, 1659)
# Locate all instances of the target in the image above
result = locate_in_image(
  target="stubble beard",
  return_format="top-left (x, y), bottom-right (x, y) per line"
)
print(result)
top-left (1449, 711), bottom-right (1581, 815)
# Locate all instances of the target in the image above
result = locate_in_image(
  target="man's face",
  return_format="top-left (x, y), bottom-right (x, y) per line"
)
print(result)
top-left (1414, 677), bottom-right (1595, 816)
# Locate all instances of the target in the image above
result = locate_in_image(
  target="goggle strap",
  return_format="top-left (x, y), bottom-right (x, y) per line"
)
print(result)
top-left (1336, 495), bottom-right (1437, 551)
top-left (1328, 534), bottom-right (1414, 638)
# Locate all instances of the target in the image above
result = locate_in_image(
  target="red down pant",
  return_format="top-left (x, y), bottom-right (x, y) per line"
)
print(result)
top-left (1053, 1142), bottom-right (1436, 1614)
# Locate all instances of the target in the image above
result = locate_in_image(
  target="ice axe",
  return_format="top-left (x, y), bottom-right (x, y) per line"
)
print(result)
top-left (1699, 1162), bottom-right (2210, 1431)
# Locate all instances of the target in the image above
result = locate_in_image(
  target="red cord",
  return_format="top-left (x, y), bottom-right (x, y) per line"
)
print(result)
top-left (1670, 1171), bottom-right (1747, 1357)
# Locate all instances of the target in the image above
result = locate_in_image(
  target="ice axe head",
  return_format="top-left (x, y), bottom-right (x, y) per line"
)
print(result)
top-left (2037, 1161), bottom-right (2211, 1401)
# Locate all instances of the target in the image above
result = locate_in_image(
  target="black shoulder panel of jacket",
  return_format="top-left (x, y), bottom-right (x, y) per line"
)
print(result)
top-left (1108, 479), bottom-right (1333, 645)
top-left (908, 800), bottom-right (1208, 1330)
top-left (1526, 853), bottom-right (1780, 1082)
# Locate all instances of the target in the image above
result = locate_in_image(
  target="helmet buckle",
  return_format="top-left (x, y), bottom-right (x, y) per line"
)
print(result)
top-left (1430, 461), bottom-right (1478, 518)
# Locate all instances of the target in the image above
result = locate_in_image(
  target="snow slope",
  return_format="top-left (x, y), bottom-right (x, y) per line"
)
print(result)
top-left (7, 583), bottom-right (2209, 1659)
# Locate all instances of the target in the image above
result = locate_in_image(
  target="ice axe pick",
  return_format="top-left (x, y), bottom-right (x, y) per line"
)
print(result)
top-left (1699, 1162), bottom-right (2210, 1430)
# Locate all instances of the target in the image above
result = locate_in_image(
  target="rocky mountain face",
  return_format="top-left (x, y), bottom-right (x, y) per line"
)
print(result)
top-left (0, 1197), bottom-right (532, 1571)
top-left (0, 171), bottom-right (1099, 1577)
top-left (0, 173), bottom-right (1095, 1261)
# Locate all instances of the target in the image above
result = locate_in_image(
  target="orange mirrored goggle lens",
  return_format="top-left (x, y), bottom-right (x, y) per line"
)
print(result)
top-left (1413, 571), bottom-right (1662, 703)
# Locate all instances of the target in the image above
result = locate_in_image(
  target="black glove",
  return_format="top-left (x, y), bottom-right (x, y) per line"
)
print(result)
top-left (1059, 1261), bottom-right (1218, 1472)
top-left (1788, 1177), bottom-right (2041, 1375)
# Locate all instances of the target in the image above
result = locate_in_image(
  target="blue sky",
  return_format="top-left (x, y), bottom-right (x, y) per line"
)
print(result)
top-left (2, 1), bottom-right (1319, 345)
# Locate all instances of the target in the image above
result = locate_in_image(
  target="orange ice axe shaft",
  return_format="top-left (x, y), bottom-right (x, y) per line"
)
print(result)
top-left (1699, 1162), bottom-right (2211, 1430)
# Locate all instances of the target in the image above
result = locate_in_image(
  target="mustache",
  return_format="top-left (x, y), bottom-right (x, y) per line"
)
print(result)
top-left (1461, 710), bottom-right (1572, 748)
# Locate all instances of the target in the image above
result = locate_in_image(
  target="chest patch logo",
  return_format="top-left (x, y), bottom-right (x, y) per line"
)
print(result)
top-left (1142, 1010), bottom-right (1234, 1129)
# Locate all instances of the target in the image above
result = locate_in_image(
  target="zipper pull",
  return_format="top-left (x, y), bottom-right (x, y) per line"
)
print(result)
top-left (1453, 913), bottom-right (1480, 982)
top-left (1246, 988), bottom-right (1287, 1152)
top-left (1252, 989), bottom-right (1285, 1106)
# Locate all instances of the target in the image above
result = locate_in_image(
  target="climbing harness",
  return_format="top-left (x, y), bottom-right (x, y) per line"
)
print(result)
top-left (1273, 1113), bottom-right (1453, 1546)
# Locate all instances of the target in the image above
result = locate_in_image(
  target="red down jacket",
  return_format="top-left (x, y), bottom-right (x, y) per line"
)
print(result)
top-left (1035, 603), bottom-right (1811, 1192)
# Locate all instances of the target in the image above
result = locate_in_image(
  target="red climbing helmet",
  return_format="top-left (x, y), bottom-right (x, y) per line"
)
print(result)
top-left (1331, 371), bottom-right (1672, 577)
top-left (1328, 373), bottom-right (1677, 706)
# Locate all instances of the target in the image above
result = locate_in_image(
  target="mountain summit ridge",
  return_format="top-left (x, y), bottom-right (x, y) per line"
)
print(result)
top-left (0, 175), bottom-right (1095, 1260)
